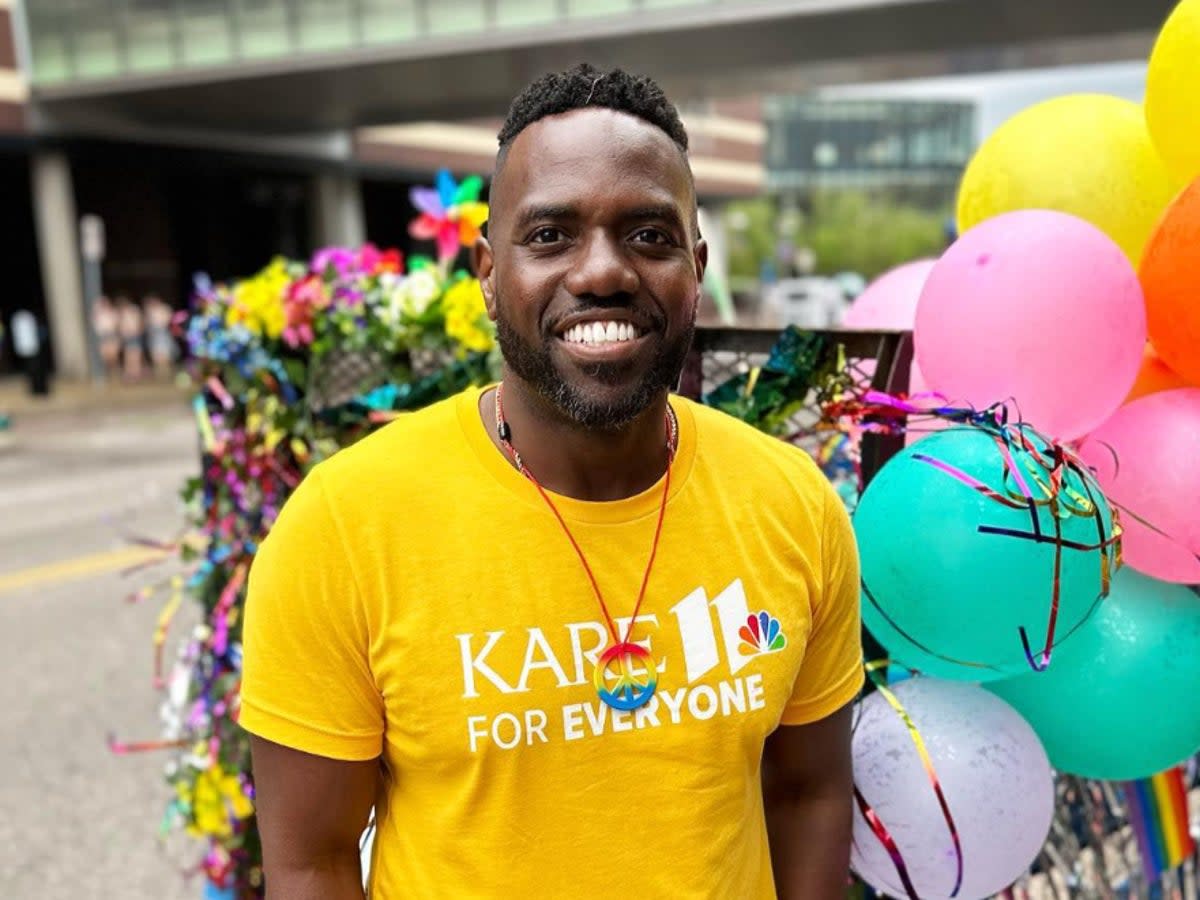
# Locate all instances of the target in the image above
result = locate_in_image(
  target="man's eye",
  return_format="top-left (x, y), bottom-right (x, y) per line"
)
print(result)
top-left (632, 228), bottom-right (671, 245)
top-left (529, 227), bottom-right (565, 244)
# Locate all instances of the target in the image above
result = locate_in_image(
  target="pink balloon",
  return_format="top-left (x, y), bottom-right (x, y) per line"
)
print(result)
top-left (915, 210), bottom-right (1146, 440)
top-left (1077, 388), bottom-right (1200, 583)
top-left (843, 259), bottom-right (937, 329)
top-left (842, 260), bottom-right (946, 444)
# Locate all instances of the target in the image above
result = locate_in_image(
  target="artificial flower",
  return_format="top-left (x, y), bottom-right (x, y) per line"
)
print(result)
top-left (375, 248), bottom-right (404, 274)
top-left (311, 246), bottom-right (355, 277)
top-left (225, 258), bottom-right (289, 339)
top-left (357, 243), bottom-right (404, 276)
top-left (180, 764), bottom-right (253, 839)
top-left (399, 268), bottom-right (442, 317)
top-left (443, 277), bottom-right (494, 353)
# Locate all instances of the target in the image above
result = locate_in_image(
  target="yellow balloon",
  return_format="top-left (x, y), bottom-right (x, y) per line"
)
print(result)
top-left (957, 94), bottom-right (1176, 265)
top-left (1147, 0), bottom-right (1200, 185)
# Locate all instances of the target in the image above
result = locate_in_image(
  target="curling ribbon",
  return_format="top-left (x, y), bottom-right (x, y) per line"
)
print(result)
top-left (108, 734), bottom-right (189, 755)
top-left (153, 580), bottom-right (185, 689)
top-left (835, 391), bottom-right (1122, 673)
top-left (855, 661), bottom-right (964, 899)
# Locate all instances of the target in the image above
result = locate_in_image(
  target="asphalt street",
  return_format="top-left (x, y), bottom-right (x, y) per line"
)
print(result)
top-left (0, 393), bottom-right (200, 899)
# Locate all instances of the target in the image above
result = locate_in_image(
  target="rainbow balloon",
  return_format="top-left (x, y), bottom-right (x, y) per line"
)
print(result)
top-left (1122, 767), bottom-right (1195, 882)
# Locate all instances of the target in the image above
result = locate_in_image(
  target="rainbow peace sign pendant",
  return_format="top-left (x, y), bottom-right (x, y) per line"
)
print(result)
top-left (592, 642), bottom-right (658, 710)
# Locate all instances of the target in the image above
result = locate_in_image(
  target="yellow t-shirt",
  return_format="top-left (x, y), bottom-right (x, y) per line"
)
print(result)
top-left (240, 385), bottom-right (863, 899)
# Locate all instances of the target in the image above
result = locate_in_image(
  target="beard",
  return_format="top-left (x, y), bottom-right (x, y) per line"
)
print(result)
top-left (494, 302), bottom-right (695, 432)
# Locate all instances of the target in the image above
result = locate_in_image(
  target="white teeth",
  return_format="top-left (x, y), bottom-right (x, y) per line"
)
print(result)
top-left (563, 321), bottom-right (640, 344)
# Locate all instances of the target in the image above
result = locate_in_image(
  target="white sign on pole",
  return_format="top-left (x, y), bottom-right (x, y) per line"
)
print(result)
top-left (80, 215), bottom-right (106, 262)
top-left (12, 310), bottom-right (39, 358)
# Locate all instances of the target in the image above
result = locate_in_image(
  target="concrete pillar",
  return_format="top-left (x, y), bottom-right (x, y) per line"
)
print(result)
top-left (30, 151), bottom-right (90, 379)
top-left (697, 205), bottom-right (734, 324)
top-left (310, 172), bottom-right (366, 249)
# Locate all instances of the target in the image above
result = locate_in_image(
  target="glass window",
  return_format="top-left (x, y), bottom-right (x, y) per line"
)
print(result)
top-left (122, 0), bottom-right (175, 73)
top-left (26, 5), bottom-right (74, 83)
top-left (566, 0), bottom-right (633, 18)
top-left (425, 0), bottom-right (487, 37)
top-left (71, 0), bottom-right (123, 79)
top-left (494, 0), bottom-right (558, 28)
top-left (178, 0), bottom-right (234, 67)
top-left (233, 0), bottom-right (293, 59)
top-left (295, 0), bottom-right (356, 52)
top-left (360, 0), bottom-right (420, 43)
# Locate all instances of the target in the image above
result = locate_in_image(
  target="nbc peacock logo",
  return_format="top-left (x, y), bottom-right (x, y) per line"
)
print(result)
top-left (738, 611), bottom-right (787, 657)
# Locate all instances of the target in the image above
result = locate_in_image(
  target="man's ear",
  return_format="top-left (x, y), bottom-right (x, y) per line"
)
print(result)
top-left (694, 238), bottom-right (708, 286)
top-left (472, 236), bottom-right (497, 321)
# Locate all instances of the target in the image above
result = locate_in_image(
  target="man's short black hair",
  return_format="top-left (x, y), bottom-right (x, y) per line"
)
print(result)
top-left (497, 63), bottom-right (689, 155)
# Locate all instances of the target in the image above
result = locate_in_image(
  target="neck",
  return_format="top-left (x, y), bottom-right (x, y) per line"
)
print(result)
top-left (485, 376), bottom-right (673, 502)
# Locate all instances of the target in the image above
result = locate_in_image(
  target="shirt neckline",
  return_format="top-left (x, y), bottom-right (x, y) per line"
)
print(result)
top-left (455, 384), bottom-right (697, 526)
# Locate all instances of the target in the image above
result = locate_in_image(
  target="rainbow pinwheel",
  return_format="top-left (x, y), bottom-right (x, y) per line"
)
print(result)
top-left (409, 169), bottom-right (490, 262)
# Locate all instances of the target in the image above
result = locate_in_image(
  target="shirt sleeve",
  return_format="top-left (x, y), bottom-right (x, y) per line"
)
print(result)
top-left (779, 482), bottom-right (864, 726)
top-left (238, 466), bottom-right (385, 760)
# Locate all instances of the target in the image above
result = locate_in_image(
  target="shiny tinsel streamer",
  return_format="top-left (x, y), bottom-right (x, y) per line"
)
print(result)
top-left (854, 662), bottom-right (964, 898)
top-left (835, 392), bottom-right (1121, 674)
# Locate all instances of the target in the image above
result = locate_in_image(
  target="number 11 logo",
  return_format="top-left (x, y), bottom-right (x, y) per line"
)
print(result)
top-left (669, 579), bottom-right (786, 684)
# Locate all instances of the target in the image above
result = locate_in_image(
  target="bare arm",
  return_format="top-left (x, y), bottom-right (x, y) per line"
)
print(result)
top-left (250, 735), bottom-right (379, 900)
top-left (762, 702), bottom-right (855, 900)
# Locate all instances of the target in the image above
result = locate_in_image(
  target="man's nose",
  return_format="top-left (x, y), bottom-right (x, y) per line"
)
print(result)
top-left (563, 232), bottom-right (640, 299)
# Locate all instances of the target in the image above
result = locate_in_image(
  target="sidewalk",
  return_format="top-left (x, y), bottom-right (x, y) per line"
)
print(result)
top-left (0, 376), bottom-right (192, 455)
top-left (0, 374), bottom-right (191, 421)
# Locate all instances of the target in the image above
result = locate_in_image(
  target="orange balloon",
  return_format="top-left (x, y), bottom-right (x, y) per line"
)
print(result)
top-left (1125, 344), bottom-right (1191, 403)
top-left (1140, 177), bottom-right (1200, 385)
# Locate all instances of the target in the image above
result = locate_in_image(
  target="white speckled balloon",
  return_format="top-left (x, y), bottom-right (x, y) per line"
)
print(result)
top-left (851, 678), bottom-right (1054, 900)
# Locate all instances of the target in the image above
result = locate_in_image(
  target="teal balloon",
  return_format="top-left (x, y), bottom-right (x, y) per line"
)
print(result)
top-left (856, 425), bottom-right (1116, 681)
top-left (988, 568), bottom-right (1200, 780)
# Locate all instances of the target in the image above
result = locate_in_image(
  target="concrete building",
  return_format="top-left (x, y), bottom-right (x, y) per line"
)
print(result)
top-left (765, 96), bottom-right (975, 210)
top-left (1, 2), bottom-right (766, 378)
top-left (3, 0), bottom-right (1173, 378)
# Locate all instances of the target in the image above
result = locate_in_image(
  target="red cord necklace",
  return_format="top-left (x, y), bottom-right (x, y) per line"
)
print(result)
top-left (494, 382), bottom-right (676, 711)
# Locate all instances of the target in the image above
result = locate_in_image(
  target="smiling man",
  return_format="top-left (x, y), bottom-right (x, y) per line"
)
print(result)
top-left (241, 64), bottom-right (863, 899)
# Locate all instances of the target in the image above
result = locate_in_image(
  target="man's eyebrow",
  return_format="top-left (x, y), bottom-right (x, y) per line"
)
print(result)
top-left (512, 204), bottom-right (578, 232)
top-left (624, 206), bottom-right (687, 230)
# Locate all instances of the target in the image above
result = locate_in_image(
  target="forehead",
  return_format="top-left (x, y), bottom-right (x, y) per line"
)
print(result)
top-left (495, 108), bottom-right (693, 218)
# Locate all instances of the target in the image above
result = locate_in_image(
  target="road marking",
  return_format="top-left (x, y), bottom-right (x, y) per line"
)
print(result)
top-left (0, 545), bottom-right (175, 596)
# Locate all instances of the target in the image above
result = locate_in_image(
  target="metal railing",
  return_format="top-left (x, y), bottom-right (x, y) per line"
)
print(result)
top-left (680, 325), bottom-right (912, 482)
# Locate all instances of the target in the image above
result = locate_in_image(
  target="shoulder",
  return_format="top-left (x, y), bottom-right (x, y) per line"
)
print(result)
top-left (314, 389), bottom-right (472, 504)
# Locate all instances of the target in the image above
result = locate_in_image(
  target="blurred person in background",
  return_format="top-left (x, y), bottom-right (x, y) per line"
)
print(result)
top-left (144, 293), bottom-right (176, 378)
top-left (91, 294), bottom-right (121, 379)
top-left (116, 295), bottom-right (145, 381)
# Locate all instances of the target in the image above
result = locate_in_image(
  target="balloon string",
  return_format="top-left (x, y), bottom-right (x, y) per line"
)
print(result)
top-left (861, 579), bottom-right (1002, 674)
top-left (858, 661), bottom-right (965, 897)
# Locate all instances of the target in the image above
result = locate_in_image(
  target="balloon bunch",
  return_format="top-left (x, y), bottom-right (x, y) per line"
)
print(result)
top-left (840, 2), bottom-right (1200, 896)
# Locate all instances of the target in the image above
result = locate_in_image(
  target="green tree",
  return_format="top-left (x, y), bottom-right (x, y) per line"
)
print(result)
top-left (805, 190), bottom-right (948, 279)
top-left (723, 197), bottom-right (780, 282)
top-left (721, 191), bottom-right (951, 284)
